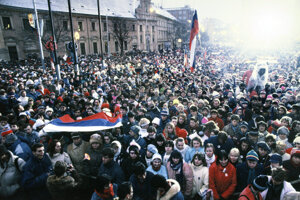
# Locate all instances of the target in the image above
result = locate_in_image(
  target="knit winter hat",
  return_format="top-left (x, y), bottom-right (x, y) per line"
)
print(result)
top-left (277, 126), bottom-right (289, 136)
top-left (293, 136), bottom-right (300, 144)
top-left (139, 118), bottom-right (150, 128)
top-left (152, 117), bottom-right (160, 126)
top-left (152, 153), bottom-right (162, 162)
top-left (246, 150), bottom-right (259, 161)
top-left (147, 144), bottom-right (158, 154)
top-left (239, 121), bottom-right (248, 128)
top-left (270, 153), bottom-right (282, 165)
top-left (160, 108), bottom-right (169, 116)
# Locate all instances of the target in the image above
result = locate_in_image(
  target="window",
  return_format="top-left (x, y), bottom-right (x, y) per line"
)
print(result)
top-left (63, 20), bottom-right (68, 31)
top-left (2, 17), bottom-right (12, 30)
top-left (105, 42), bottom-right (108, 53)
top-left (78, 21), bottom-right (83, 31)
top-left (146, 25), bottom-right (148, 31)
top-left (80, 43), bottom-right (86, 55)
top-left (140, 25), bottom-right (142, 32)
top-left (115, 41), bottom-right (119, 52)
top-left (140, 35), bottom-right (143, 43)
top-left (152, 26), bottom-right (154, 32)
top-left (114, 23), bottom-right (117, 31)
top-left (152, 35), bottom-right (155, 42)
top-left (93, 42), bottom-right (98, 54)
top-left (91, 22), bottom-right (96, 31)
top-left (104, 22), bottom-right (107, 31)
top-left (23, 19), bottom-right (31, 31)
top-left (124, 41), bottom-right (128, 50)
top-left (132, 24), bottom-right (135, 31)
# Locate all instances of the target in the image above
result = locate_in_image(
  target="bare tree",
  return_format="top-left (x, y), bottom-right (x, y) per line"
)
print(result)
top-left (110, 17), bottom-right (132, 55)
top-left (41, 13), bottom-right (67, 48)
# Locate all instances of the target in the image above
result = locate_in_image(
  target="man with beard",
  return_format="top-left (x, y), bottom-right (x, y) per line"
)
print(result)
top-left (146, 153), bottom-right (168, 179)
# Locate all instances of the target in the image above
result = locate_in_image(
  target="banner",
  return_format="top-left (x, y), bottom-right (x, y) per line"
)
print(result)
top-left (43, 112), bottom-right (122, 133)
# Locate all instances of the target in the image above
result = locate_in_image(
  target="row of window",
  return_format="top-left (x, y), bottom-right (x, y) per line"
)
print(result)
top-left (69, 41), bottom-right (128, 55)
top-left (2, 16), bottom-right (156, 33)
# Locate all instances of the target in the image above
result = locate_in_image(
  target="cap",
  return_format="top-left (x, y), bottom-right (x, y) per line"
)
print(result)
top-left (71, 132), bottom-right (81, 139)
top-left (270, 153), bottom-right (282, 165)
top-left (277, 126), bottom-right (289, 136)
top-left (89, 133), bottom-right (102, 144)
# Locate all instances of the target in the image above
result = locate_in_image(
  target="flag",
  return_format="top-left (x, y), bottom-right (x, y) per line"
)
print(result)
top-left (189, 10), bottom-right (199, 72)
top-left (43, 112), bottom-right (122, 133)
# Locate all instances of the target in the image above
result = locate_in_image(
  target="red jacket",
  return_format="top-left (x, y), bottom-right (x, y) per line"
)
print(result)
top-left (209, 162), bottom-right (237, 200)
top-left (239, 185), bottom-right (263, 200)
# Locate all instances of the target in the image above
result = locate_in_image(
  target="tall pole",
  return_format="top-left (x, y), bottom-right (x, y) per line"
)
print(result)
top-left (106, 9), bottom-right (110, 57)
top-left (32, 0), bottom-right (45, 73)
top-left (67, 0), bottom-right (79, 76)
top-left (47, 0), bottom-right (61, 80)
top-left (97, 0), bottom-right (103, 59)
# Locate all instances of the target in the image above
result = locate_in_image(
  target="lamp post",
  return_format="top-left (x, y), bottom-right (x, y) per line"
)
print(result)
top-left (178, 38), bottom-right (182, 48)
top-left (106, 8), bottom-right (110, 57)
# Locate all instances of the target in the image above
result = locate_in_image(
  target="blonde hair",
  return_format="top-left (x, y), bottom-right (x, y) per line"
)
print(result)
top-left (229, 148), bottom-right (240, 156)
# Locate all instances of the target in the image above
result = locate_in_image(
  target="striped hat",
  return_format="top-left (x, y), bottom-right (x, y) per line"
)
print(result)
top-left (246, 150), bottom-right (259, 161)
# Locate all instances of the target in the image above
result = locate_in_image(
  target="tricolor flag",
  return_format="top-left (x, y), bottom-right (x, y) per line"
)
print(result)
top-left (43, 112), bottom-right (122, 133)
top-left (189, 10), bottom-right (199, 72)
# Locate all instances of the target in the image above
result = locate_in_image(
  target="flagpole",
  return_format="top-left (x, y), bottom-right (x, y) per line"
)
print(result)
top-left (97, 0), bottom-right (104, 58)
top-left (47, 0), bottom-right (61, 80)
top-left (32, 0), bottom-right (45, 73)
top-left (67, 0), bottom-right (79, 77)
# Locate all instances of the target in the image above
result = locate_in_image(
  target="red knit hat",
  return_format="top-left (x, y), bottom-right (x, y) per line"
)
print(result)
top-left (1, 128), bottom-right (13, 137)
top-left (101, 103), bottom-right (110, 109)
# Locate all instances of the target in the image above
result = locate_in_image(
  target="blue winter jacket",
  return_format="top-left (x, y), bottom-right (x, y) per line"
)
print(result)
top-left (21, 154), bottom-right (52, 200)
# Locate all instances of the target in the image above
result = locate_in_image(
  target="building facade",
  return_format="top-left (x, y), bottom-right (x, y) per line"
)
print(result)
top-left (0, 0), bottom-right (178, 61)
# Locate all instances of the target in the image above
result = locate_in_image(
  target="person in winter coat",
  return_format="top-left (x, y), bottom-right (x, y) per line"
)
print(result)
top-left (185, 136), bottom-right (204, 163)
top-left (174, 137), bottom-right (189, 161)
top-left (111, 140), bottom-right (123, 165)
top-left (166, 150), bottom-right (193, 198)
top-left (238, 175), bottom-right (268, 200)
top-left (283, 150), bottom-right (300, 191)
top-left (189, 152), bottom-right (209, 199)
top-left (204, 131), bottom-right (234, 155)
top-left (260, 167), bottom-right (295, 200)
top-left (205, 143), bottom-right (216, 167)
top-left (82, 134), bottom-right (103, 177)
top-left (47, 139), bottom-right (73, 167)
top-left (223, 114), bottom-right (240, 141)
top-left (123, 125), bottom-right (147, 156)
top-left (236, 150), bottom-right (264, 192)
top-left (21, 143), bottom-right (53, 200)
top-left (256, 141), bottom-right (271, 170)
top-left (229, 147), bottom-right (241, 167)
top-left (98, 147), bottom-right (125, 185)
top-left (129, 161), bottom-right (155, 200)
top-left (208, 109), bottom-right (224, 130)
top-left (146, 153), bottom-right (168, 179)
top-left (91, 174), bottom-right (118, 200)
top-left (121, 143), bottom-right (145, 180)
top-left (0, 144), bottom-right (26, 200)
top-left (209, 150), bottom-right (237, 200)
top-left (47, 161), bottom-right (79, 200)
top-left (67, 132), bottom-right (89, 173)
top-left (151, 174), bottom-right (184, 200)
top-left (5, 133), bottom-right (32, 162)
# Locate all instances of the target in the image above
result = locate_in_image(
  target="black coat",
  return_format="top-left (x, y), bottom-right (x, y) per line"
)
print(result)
top-left (98, 160), bottom-right (124, 185)
top-left (82, 147), bottom-right (102, 177)
top-left (283, 159), bottom-right (300, 191)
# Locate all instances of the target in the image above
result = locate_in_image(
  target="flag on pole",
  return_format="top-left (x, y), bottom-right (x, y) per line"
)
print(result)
top-left (189, 10), bottom-right (199, 72)
top-left (43, 112), bottom-right (122, 133)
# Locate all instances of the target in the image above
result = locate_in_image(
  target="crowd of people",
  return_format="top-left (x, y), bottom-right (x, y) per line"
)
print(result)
top-left (0, 45), bottom-right (300, 200)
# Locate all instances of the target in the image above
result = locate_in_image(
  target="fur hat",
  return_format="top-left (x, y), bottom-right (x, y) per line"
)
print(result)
top-left (89, 133), bottom-right (102, 144)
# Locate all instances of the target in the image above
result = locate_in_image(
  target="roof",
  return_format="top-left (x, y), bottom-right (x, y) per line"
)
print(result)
top-left (0, 0), bottom-right (140, 19)
top-left (153, 6), bottom-right (177, 21)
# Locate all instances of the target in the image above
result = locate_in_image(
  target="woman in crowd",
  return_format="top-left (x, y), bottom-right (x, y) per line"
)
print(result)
top-left (189, 153), bottom-right (209, 200)
top-left (209, 150), bottom-right (237, 200)
top-left (205, 143), bottom-right (216, 167)
top-left (185, 136), bottom-right (205, 163)
top-left (47, 139), bottom-right (73, 167)
top-left (166, 150), bottom-right (193, 199)
top-left (228, 147), bottom-right (241, 167)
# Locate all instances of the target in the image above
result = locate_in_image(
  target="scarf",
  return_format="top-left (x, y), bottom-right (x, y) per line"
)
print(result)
top-left (205, 154), bottom-right (215, 167)
top-left (170, 161), bottom-right (184, 188)
top-left (95, 184), bottom-right (114, 199)
top-left (247, 168), bottom-right (256, 185)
